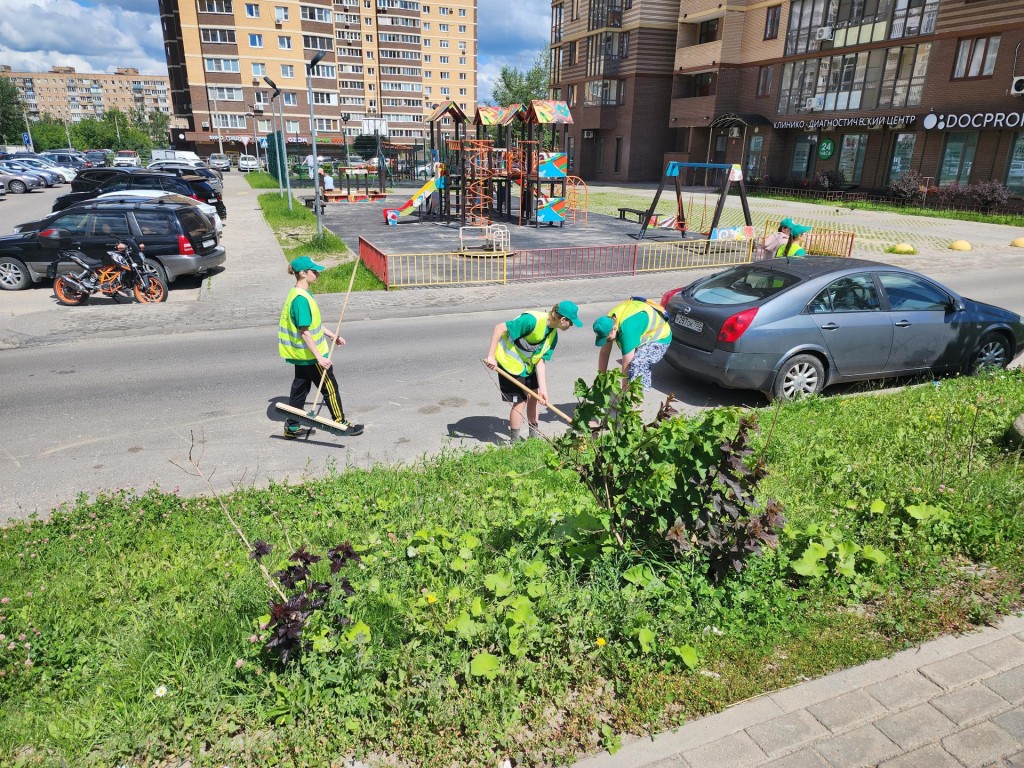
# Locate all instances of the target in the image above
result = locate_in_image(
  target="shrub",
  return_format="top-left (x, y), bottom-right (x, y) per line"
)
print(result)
top-left (932, 183), bottom-right (971, 209)
top-left (814, 169), bottom-right (846, 191)
top-left (968, 180), bottom-right (1010, 212)
top-left (888, 170), bottom-right (925, 201)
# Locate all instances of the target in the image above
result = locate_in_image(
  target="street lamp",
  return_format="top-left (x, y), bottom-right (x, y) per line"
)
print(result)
top-left (306, 49), bottom-right (328, 237)
top-left (208, 88), bottom-right (224, 154)
top-left (341, 113), bottom-right (351, 167)
top-left (264, 76), bottom-right (292, 209)
top-left (246, 104), bottom-right (263, 170)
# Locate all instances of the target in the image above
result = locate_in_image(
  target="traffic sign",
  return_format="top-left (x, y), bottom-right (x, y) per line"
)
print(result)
top-left (22, 132), bottom-right (31, 146)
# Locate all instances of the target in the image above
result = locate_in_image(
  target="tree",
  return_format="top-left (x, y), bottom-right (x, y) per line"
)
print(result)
top-left (0, 78), bottom-right (27, 145)
top-left (30, 114), bottom-right (74, 151)
top-left (490, 51), bottom-right (550, 107)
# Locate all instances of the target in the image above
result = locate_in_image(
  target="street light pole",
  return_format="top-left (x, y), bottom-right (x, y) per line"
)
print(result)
top-left (209, 89), bottom-right (224, 154)
top-left (305, 50), bottom-right (327, 237)
top-left (62, 110), bottom-right (72, 149)
top-left (341, 113), bottom-right (350, 168)
top-left (264, 78), bottom-right (284, 198)
top-left (246, 107), bottom-right (262, 170)
top-left (264, 76), bottom-right (291, 210)
top-left (280, 92), bottom-right (292, 209)
top-left (113, 111), bottom-right (121, 147)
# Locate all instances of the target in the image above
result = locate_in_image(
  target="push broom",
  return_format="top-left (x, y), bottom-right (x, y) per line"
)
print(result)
top-left (485, 361), bottom-right (573, 425)
top-left (274, 254), bottom-right (361, 436)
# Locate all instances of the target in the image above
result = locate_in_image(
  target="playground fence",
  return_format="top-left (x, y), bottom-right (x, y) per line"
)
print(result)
top-left (763, 222), bottom-right (857, 258)
top-left (360, 237), bottom-right (756, 289)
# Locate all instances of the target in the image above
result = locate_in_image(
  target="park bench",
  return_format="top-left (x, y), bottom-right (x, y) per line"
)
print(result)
top-left (618, 207), bottom-right (649, 223)
top-left (302, 196), bottom-right (326, 214)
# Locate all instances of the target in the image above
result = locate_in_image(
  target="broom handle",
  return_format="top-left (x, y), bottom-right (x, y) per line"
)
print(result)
top-left (311, 253), bottom-right (361, 412)
top-left (485, 360), bottom-right (573, 424)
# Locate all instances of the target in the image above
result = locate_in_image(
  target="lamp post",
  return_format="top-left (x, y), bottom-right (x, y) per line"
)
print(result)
top-left (341, 113), bottom-right (351, 167)
top-left (62, 109), bottom-right (73, 149)
top-left (306, 50), bottom-right (328, 237)
top-left (246, 106), bottom-right (262, 170)
top-left (264, 76), bottom-right (292, 209)
top-left (209, 88), bottom-right (224, 154)
top-left (113, 110), bottom-right (121, 147)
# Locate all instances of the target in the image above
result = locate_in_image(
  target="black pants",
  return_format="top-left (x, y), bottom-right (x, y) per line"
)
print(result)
top-left (288, 362), bottom-right (345, 424)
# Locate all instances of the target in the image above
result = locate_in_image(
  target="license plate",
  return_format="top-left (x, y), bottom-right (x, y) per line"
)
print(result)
top-left (675, 314), bottom-right (704, 333)
top-left (203, 239), bottom-right (214, 249)
top-left (207, 198), bottom-right (217, 204)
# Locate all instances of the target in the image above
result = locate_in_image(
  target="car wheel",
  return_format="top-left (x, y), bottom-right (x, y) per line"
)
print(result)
top-left (0, 256), bottom-right (32, 290)
top-left (8, 180), bottom-right (27, 194)
top-left (970, 332), bottom-right (1011, 372)
top-left (772, 354), bottom-right (825, 400)
top-left (147, 260), bottom-right (170, 287)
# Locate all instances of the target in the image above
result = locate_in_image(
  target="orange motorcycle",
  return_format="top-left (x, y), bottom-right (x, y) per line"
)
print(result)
top-left (52, 237), bottom-right (167, 306)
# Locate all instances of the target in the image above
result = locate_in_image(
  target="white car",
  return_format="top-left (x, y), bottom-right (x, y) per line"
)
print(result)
top-left (22, 156), bottom-right (77, 182)
top-left (237, 154), bottom-right (259, 172)
top-left (93, 190), bottom-right (224, 235)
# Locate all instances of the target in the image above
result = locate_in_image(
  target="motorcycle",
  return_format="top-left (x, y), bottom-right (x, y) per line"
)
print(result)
top-left (52, 237), bottom-right (167, 306)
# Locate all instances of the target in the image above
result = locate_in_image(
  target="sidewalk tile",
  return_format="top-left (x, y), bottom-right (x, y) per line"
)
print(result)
top-left (681, 731), bottom-right (768, 768)
top-left (986, 667), bottom-right (1024, 704)
top-left (970, 637), bottom-right (1024, 671)
top-left (874, 703), bottom-right (957, 750)
top-left (921, 652), bottom-right (993, 689)
top-left (993, 708), bottom-right (1024, 741)
top-left (762, 750), bottom-right (830, 768)
top-left (943, 722), bottom-right (1022, 766)
top-left (807, 689), bottom-right (887, 731)
top-left (931, 683), bottom-right (1013, 725)
top-left (810, 724), bottom-right (899, 768)
top-left (1005, 748), bottom-right (1024, 767)
top-left (638, 758), bottom-right (689, 768)
top-left (747, 711), bottom-right (829, 757)
top-left (878, 744), bottom-right (962, 768)
top-left (866, 672), bottom-right (942, 710)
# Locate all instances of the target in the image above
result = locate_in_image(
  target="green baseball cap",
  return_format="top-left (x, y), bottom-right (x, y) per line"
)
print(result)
top-left (779, 217), bottom-right (795, 230)
top-left (556, 300), bottom-right (583, 327)
top-left (290, 255), bottom-right (325, 273)
top-left (593, 315), bottom-right (615, 346)
top-left (791, 224), bottom-right (813, 237)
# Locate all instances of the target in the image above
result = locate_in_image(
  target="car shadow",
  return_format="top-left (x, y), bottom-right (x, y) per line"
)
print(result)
top-left (652, 365), bottom-right (769, 410)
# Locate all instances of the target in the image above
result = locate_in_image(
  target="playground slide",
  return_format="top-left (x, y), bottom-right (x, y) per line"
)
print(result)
top-left (396, 176), bottom-right (440, 216)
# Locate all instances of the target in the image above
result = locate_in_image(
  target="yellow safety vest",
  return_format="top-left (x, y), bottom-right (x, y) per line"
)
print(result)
top-left (278, 288), bottom-right (327, 362)
top-left (775, 241), bottom-right (806, 258)
top-left (494, 310), bottom-right (555, 376)
top-left (608, 299), bottom-right (670, 346)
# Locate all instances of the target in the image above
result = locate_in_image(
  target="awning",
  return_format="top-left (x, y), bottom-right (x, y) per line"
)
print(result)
top-left (709, 113), bottom-right (772, 129)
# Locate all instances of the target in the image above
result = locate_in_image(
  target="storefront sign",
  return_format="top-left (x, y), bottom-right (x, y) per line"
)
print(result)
top-left (773, 115), bottom-right (917, 130)
top-left (922, 111), bottom-right (1024, 130)
top-left (817, 138), bottom-right (836, 160)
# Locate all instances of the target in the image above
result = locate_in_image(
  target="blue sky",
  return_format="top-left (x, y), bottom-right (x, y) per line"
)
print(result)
top-left (0, 0), bottom-right (550, 105)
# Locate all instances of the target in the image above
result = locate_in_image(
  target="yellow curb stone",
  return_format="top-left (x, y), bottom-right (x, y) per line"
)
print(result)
top-left (1011, 237), bottom-right (1024, 247)
top-left (949, 240), bottom-right (972, 251)
top-left (891, 243), bottom-right (916, 254)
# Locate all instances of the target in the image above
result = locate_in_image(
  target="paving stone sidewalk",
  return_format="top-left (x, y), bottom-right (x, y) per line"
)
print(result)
top-left (573, 614), bottom-right (1024, 768)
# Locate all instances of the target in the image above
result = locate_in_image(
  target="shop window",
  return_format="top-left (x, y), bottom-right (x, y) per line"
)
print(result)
top-left (888, 132), bottom-right (916, 183)
top-left (938, 131), bottom-right (978, 186)
top-left (837, 133), bottom-right (867, 184)
top-left (791, 136), bottom-right (814, 179)
top-left (757, 66), bottom-right (773, 97)
top-left (764, 5), bottom-right (781, 40)
top-left (1006, 133), bottom-right (1024, 195)
top-left (953, 36), bottom-right (1000, 79)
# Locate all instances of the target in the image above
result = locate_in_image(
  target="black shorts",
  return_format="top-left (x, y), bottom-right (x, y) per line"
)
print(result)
top-left (499, 368), bottom-right (538, 404)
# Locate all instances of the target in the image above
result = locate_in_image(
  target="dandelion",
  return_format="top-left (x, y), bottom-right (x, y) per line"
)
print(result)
top-left (154, 685), bottom-right (168, 698)
top-left (235, 659), bottom-right (244, 669)
top-left (426, 593), bottom-right (437, 604)
top-left (596, 637), bottom-right (606, 647)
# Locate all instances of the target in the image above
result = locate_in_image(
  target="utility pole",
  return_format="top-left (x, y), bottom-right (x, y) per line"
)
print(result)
top-left (209, 89), bottom-right (224, 154)
top-left (249, 103), bottom-right (263, 169)
top-left (264, 78), bottom-right (284, 198)
top-left (62, 109), bottom-right (72, 149)
top-left (264, 76), bottom-right (292, 210)
top-left (305, 50), bottom-right (327, 237)
top-left (341, 113), bottom-right (350, 167)
top-left (113, 111), bottom-right (121, 147)
top-left (22, 109), bottom-right (34, 152)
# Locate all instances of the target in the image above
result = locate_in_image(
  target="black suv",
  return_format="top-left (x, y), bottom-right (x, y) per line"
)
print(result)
top-left (146, 162), bottom-right (224, 192)
top-left (54, 170), bottom-right (227, 220)
top-left (70, 166), bottom-right (138, 193)
top-left (0, 199), bottom-right (226, 291)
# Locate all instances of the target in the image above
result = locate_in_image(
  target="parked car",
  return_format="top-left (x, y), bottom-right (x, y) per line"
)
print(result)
top-left (0, 160), bottom-right (57, 187)
top-left (70, 167), bottom-right (137, 193)
top-left (0, 168), bottom-right (45, 194)
top-left (207, 153), bottom-right (231, 172)
top-left (0, 180), bottom-right (6, 198)
top-left (146, 161), bottom-right (224, 191)
top-left (91, 190), bottom-right (223, 235)
top-left (41, 151), bottom-right (90, 170)
top-left (0, 199), bottom-right (225, 290)
top-left (112, 150), bottom-right (141, 167)
top-left (84, 150), bottom-right (109, 167)
top-left (53, 170), bottom-right (227, 220)
top-left (660, 257), bottom-right (1024, 400)
top-left (19, 155), bottom-right (77, 182)
top-left (237, 154), bottom-right (259, 172)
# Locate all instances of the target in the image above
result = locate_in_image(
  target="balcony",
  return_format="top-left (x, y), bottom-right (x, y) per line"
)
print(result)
top-left (675, 40), bottom-right (721, 72)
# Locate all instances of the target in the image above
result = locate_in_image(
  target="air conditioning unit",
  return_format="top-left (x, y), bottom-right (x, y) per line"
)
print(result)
top-left (201, 121), bottom-right (210, 129)
top-left (252, 77), bottom-right (261, 85)
top-left (804, 96), bottom-right (823, 110)
top-left (1012, 76), bottom-right (1024, 96)
top-left (582, 129), bottom-right (595, 139)
top-left (814, 26), bottom-right (834, 41)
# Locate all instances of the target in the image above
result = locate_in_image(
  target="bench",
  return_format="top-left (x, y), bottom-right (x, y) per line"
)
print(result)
top-left (618, 207), bottom-right (650, 223)
top-left (302, 196), bottom-right (326, 214)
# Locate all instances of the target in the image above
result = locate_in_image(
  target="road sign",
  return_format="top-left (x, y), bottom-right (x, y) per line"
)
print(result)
top-left (22, 132), bottom-right (30, 146)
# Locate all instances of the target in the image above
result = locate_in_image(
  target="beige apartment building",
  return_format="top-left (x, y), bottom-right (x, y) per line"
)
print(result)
top-left (158, 0), bottom-right (477, 156)
top-left (0, 66), bottom-right (171, 123)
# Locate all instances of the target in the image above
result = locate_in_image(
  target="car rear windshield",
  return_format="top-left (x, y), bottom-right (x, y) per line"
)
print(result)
top-left (116, 151), bottom-right (137, 157)
top-left (178, 208), bottom-right (213, 239)
top-left (690, 266), bottom-right (801, 305)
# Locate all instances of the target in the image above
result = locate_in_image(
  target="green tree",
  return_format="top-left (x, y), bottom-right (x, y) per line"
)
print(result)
top-left (490, 51), bottom-right (550, 107)
top-left (30, 114), bottom-right (75, 151)
top-left (0, 78), bottom-right (27, 145)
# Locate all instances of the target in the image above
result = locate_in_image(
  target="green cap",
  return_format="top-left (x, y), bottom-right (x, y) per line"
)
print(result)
top-left (556, 300), bottom-right (583, 327)
top-left (290, 256), bottom-right (325, 273)
top-left (593, 315), bottom-right (615, 346)
top-left (779, 217), bottom-right (795, 230)
top-left (790, 224), bottom-right (813, 237)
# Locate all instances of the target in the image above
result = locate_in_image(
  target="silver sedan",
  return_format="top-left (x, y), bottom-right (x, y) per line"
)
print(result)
top-left (0, 169), bottom-right (45, 194)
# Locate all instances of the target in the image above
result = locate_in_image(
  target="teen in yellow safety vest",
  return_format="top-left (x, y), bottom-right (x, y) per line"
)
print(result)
top-left (593, 297), bottom-right (671, 391)
top-left (278, 256), bottom-right (363, 438)
top-left (485, 301), bottom-right (583, 443)
top-left (775, 222), bottom-right (812, 258)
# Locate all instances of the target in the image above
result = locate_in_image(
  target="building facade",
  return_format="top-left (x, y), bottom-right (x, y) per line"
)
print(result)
top-left (158, 0), bottom-right (478, 155)
top-left (551, 0), bottom-right (1024, 195)
top-left (0, 66), bottom-right (171, 123)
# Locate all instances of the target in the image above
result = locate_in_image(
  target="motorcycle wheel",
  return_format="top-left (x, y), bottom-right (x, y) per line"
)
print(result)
top-left (134, 275), bottom-right (168, 303)
top-left (54, 275), bottom-right (89, 306)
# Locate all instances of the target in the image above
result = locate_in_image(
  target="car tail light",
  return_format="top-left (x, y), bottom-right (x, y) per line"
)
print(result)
top-left (718, 307), bottom-right (759, 343)
top-left (661, 287), bottom-right (683, 307)
top-left (189, 193), bottom-right (202, 202)
top-left (178, 234), bottom-right (195, 255)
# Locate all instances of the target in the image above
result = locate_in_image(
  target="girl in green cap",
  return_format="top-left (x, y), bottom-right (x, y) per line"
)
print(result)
top-left (776, 222), bottom-right (812, 258)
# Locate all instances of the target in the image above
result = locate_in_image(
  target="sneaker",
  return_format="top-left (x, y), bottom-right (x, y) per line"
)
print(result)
top-left (340, 421), bottom-right (364, 436)
top-left (283, 423), bottom-right (303, 440)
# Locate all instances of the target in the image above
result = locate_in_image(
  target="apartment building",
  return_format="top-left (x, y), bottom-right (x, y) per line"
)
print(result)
top-left (158, 0), bottom-right (477, 155)
top-left (0, 66), bottom-right (171, 122)
top-left (551, 0), bottom-right (1024, 194)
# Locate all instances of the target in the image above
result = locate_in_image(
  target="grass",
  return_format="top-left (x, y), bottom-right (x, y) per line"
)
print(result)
top-left (2, 369), bottom-right (1023, 766)
top-left (242, 170), bottom-right (280, 189)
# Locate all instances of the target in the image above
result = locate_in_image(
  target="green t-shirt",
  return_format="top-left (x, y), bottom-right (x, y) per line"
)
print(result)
top-left (287, 293), bottom-right (316, 366)
top-left (505, 313), bottom-right (558, 362)
top-left (616, 309), bottom-right (670, 356)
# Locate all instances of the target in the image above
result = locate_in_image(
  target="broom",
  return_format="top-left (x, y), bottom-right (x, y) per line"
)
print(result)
top-left (485, 361), bottom-right (573, 424)
top-left (274, 254), bottom-right (361, 436)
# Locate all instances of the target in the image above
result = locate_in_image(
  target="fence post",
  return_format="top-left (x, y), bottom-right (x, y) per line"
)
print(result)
top-left (631, 243), bottom-right (639, 275)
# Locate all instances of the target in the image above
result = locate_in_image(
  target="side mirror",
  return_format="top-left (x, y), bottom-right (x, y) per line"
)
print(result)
top-left (949, 299), bottom-right (965, 313)
top-left (37, 228), bottom-right (71, 250)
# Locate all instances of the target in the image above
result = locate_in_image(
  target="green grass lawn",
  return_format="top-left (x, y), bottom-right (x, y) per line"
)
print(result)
top-left (2, 369), bottom-right (1023, 766)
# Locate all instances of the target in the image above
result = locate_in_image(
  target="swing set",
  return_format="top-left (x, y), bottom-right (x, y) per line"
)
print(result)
top-left (635, 161), bottom-right (753, 241)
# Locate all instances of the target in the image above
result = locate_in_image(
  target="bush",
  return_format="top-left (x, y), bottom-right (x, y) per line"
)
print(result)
top-left (968, 180), bottom-right (1010, 212)
top-left (888, 170), bottom-right (926, 201)
top-left (814, 169), bottom-right (846, 191)
top-left (932, 183), bottom-right (971, 209)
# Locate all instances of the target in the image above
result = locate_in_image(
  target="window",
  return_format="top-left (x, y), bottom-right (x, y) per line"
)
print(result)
top-left (204, 57), bottom-right (240, 72)
top-left (252, 62), bottom-right (266, 77)
top-left (756, 65), bottom-right (773, 96)
top-left (90, 212), bottom-right (132, 236)
top-left (888, 132), bottom-right (916, 183)
top-left (278, 36), bottom-right (292, 49)
top-left (135, 212), bottom-right (174, 237)
top-left (1007, 133), bottom-right (1024, 195)
top-left (698, 18), bottom-right (719, 45)
top-left (201, 28), bottom-right (236, 43)
top-left (300, 4), bottom-right (332, 21)
top-left (286, 120), bottom-right (300, 133)
top-left (245, 3), bottom-right (260, 17)
top-left (953, 36), bottom-right (1000, 79)
top-left (938, 131), bottom-right (978, 186)
top-left (51, 212), bottom-right (92, 235)
top-left (877, 273), bottom-right (949, 311)
top-left (284, 93), bottom-right (297, 105)
top-left (808, 275), bottom-right (880, 314)
top-left (200, 0), bottom-right (233, 12)
top-left (208, 86), bottom-right (243, 100)
top-left (311, 64), bottom-right (336, 77)
top-left (281, 64), bottom-right (295, 77)
top-left (314, 118), bottom-right (339, 131)
top-left (439, 23), bottom-right (449, 31)
top-left (764, 5), bottom-right (781, 40)
top-left (890, 0), bottom-right (939, 39)
top-left (304, 35), bottom-right (333, 50)
top-left (249, 33), bottom-right (264, 47)
top-left (275, 5), bottom-right (289, 20)
top-left (837, 133), bottom-right (867, 184)
top-left (313, 91), bottom-right (337, 105)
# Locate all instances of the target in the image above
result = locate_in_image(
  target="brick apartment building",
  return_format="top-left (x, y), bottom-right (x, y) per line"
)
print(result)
top-left (0, 66), bottom-right (171, 123)
top-left (550, 0), bottom-right (1024, 195)
top-left (158, 0), bottom-right (477, 156)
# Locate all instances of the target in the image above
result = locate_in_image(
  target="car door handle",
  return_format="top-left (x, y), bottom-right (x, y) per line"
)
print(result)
top-left (894, 320), bottom-right (912, 328)
top-left (820, 322), bottom-right (840, 331)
